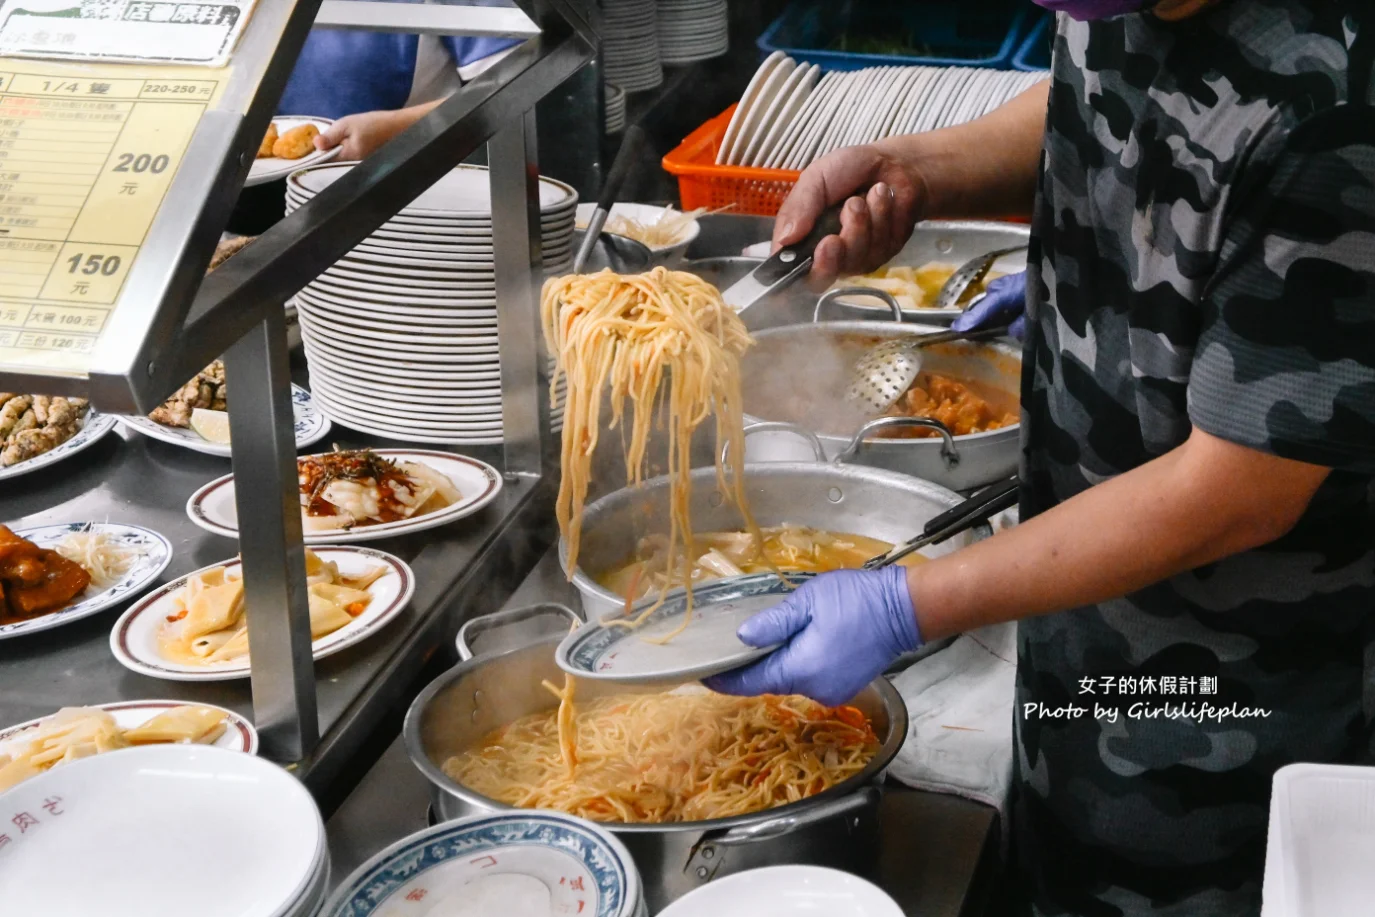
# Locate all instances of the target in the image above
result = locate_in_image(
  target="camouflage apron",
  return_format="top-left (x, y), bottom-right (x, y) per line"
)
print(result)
top-left (1010, 3), bottom-right (1375, 915)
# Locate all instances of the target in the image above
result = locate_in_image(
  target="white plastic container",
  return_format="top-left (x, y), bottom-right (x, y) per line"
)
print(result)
top-left (1262, 763), bottom-right (1375, 917)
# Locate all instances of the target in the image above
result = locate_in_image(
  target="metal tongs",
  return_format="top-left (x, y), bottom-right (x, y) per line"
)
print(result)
top-left (863, 476), bottom-right (1019, 569)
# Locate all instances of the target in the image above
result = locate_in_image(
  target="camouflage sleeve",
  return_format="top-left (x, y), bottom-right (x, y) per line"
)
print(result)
top-left (1188, 106), bottom-right (1375, 473)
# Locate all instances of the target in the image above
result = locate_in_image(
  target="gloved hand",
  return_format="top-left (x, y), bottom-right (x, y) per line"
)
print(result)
top-left (703, 567), bottom-right (922, 707)
top-left (950, 271), bottom-right (1028, 340)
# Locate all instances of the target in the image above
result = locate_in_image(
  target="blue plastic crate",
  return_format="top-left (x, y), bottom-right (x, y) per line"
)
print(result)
top-left (1012, 13), bottom-right (1052, 71)
top-left (757, 0), bottom-right (1029, 72)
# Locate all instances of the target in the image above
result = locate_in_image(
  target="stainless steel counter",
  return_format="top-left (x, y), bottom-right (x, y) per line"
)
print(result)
top-left (0, 374), bottom-right (557, 799)
top-left (324, 548), bottom-right (1001, 916)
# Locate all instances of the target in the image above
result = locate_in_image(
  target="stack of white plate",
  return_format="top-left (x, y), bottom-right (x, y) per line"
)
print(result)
top-left (321, 811), bottom-right (645, 917)
top-left (285, 163), bottom-right (574, 445)
top-left (605, 82), bottom-right (627, 134)
top-left (601, 0), bottom-right (662, 93)
top-left (0, 745), bottom-right (329, 917)
top-left (718, 51), bottom-right (1050, 170)
top-left (658, 0), bottom-right (729, 65)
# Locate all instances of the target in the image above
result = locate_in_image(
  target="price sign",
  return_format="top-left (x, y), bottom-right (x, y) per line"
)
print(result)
top-left (0, 1), bottom-right (258, 68)
top-left (0, 56), bottom-right (226, 375)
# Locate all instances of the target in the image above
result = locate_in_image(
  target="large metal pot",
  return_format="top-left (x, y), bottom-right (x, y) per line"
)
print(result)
top-left (560, 444), bottom-right (988, 621)
top-left (740, 317), bottom-right (1022, 491)
top-left (403, 637), bottom-right (907, 913)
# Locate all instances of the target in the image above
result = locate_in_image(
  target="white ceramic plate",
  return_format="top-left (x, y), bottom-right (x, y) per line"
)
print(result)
top-left (320, 416), bottom-right (506, 447)
top-left (301, 341), bottom-right (502, 382)
top-left (297, 313), bottom-right (499, 351)
top-left (320, 812), bottom-right (640, 917)
top-left (301, 345), bottom-right (504, 388)
top-left (186, 449), bottom-right (504, 544)
top-left (116, 384), bottom-right (331, 457)
top-left (556, 573), bottom-right (815, 682)
top-left (747, 63), bottom-right (819, 168)
top-left (295, 286), bottom-right (498, 314)
top-left (764, 68), bottom-right (836, 170)
top-left (724, 57), bottom-right (797, 166)
top-left (294, 299), bottom-right (497, 331)
top-left (295, 298), bottom-right (497, 331)
top-left (301, 333), bottom-right (502, 370)
top-left (289, 162), bottom-right (577, 215)
top-left (298, 323), bottom-right (500, 360)
top-left (0, 699), bottom-right (258, 755)
top-left (110, 546), bottom-right (415, 681)
top-left (310, 392), bottom-right (515, 433)
top-left (0, 745), bottom-right (325, 917)
top-left (716, 50), bottom-right (787, 164)
top-left (0, 410), bottom-right (116, 482)
top-left (784, 70), bottom-right (846, 170)
top-left (738, 60), bottom-right (813, 167)
top-left (245, 116), bottom-right (339, 187)
top-left (0, 522), bottom-right (173, 641)
top-left (657, 866), bottom-right (902, 917)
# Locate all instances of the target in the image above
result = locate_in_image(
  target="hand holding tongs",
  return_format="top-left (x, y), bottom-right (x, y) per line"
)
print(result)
top-left (863, 476), bottom-right (1019, 570)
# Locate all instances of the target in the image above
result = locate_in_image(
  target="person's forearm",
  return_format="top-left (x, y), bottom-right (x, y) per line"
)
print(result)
top-left (878, 81), bottom-right (1048, 220)
top-left (907, 429), bottom-right (1331, 640)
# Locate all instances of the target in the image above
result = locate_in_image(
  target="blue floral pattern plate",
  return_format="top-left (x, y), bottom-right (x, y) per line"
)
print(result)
top-left (117, 384), bottom-right (331, 457)
top-left (555, 572), bottom-right (814, 683)
top-left (0, 522), bottom-right (173, 641)
top-left (320, 811), bottom-right (640, 917)
top-left (0, 410), bottom-right (117, 482)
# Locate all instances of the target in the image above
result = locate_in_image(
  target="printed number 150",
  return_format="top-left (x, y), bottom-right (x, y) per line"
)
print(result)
top-left (66, 253), bottom-right (122, 276)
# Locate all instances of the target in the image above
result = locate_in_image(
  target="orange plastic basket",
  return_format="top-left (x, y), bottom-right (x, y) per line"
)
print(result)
top-left (662, 105), bottom-right (801, 217)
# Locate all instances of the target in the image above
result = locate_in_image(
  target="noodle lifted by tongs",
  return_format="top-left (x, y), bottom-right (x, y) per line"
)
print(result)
top-left (541, 267), bottom-right (763, 637)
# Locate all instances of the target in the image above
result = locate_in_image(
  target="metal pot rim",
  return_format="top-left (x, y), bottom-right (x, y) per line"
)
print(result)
top-left (747, 320), bottom-right (1023, 446)
top-left (558, 460), bottom-right (981, 614)
top-left (402, 634), bottom-right (910, 835)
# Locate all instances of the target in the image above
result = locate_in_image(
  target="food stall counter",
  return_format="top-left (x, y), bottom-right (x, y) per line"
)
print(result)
top-left (324, 546), bottom-right (1001, 917)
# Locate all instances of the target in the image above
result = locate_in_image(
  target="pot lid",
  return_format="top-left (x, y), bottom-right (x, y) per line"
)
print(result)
top-left (556, 573), bottom-right (812, 683)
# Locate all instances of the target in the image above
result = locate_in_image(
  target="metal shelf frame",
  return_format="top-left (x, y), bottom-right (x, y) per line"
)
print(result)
top-left (0, 0), bottom-right (596, 764)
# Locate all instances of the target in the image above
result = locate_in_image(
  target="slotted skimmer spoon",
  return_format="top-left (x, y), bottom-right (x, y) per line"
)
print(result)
top-left (845, 324), bottom-right (1011, 415)
top-left (931, 244), bottom-right (1029, 311)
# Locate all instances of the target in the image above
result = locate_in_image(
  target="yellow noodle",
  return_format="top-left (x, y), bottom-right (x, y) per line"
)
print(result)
top-left (443, 691), bottom-right (879, 824)
top-left (541, 268), bottom-right (764, 639)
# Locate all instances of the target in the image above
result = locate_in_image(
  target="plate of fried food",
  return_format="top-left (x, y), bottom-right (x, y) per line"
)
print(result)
top-left (185, 447), bottom-right (504, 544)
top-left (0, 396), bottom-right (118, 482)
top-left (0, 522), bottom-right (174, 641)
top-left (0, 700), bottom-right (256, 792)
top-left (117, 359), bottom-right (332, 457)
top-left (109, 546), bottom-right (414, 681)
top-left (246, 116), bottom-right (339, 187)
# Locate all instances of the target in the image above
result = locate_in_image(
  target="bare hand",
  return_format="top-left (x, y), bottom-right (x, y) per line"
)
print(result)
top-left (314, 110), bottom-right (408, 161)
top-left (772, 145), bottom-right (926, 288)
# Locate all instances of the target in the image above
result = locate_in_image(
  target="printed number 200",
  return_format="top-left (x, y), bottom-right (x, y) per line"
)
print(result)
top-left (112, 153), bottom-right (170, 174)
top-left (67, 254), bottom-right (122, 276)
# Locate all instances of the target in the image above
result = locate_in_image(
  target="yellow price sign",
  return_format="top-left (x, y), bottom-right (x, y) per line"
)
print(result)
top-left (0, 56), bottom-right (227, 376)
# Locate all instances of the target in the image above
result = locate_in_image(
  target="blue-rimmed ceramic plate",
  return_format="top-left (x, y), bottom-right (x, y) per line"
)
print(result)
top-left (555, 572), bottom-right (813, 684)
top-left (117, 384), bottom-right (332, 457)
top-left (0, 410), bottom-right (117, 482)
top-left (0, 522), bottom-right (173, 641)
top-left (320, 811), bottom-right (641, 917)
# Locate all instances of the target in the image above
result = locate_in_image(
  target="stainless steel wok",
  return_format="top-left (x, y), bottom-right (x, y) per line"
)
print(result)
top-left (741, 319), bottom-right (1022, 491)
top-left (559, 446), bottom-right (989, 621)
top-left (403, 636), bottom-right (908, 913)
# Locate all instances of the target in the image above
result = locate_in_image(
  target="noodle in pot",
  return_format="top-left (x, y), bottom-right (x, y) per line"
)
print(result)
top-left (443, 689), bottom-right (879, 824)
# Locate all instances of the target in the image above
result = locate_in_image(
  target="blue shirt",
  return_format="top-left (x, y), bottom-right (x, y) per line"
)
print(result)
top-left (277, 1), bottom-right (519, 119)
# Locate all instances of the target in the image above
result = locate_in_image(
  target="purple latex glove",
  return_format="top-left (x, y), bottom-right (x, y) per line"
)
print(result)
top-left (949, 271), bottom-right (1028, 340)
top-left (703, 567), bottom-right (921, 707)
